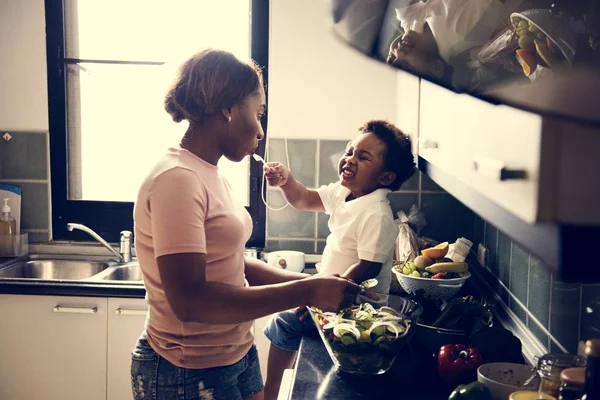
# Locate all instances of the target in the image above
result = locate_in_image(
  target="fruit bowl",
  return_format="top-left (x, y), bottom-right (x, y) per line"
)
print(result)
top-left (393, 269), bottom-right (471, 301)
top-left (308, 295), bottom-right (423, 375)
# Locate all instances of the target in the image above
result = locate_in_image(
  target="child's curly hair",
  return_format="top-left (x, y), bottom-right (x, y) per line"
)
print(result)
top-left (359, 120), bottom-right (416, 191)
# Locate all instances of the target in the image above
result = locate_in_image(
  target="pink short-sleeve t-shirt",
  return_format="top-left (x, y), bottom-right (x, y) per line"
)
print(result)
top-left (134, 147), bottom-right (254, 369)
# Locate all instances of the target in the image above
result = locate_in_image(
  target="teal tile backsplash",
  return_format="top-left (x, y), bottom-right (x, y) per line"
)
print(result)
top-left (0, 131), bottom-right (51, 243)
top-left (473, 215), bottom-right (600, 354)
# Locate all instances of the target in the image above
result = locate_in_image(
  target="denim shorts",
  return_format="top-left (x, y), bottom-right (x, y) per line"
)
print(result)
top-left (263, 309), bottom-right (316, 352)
top-left (130, 332), bottom-right (264, 400)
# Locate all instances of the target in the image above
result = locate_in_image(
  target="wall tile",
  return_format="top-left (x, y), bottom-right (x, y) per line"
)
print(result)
top-left (266, 190), bottom-right (315, 238)
top-left (473, 215), bottom-right (485, 249)
top-left (0, 132), bottom-right (47, 180)
top-left (509, 243), bottom-right (529, 322)
top-left (528, 256), bottom-right (552, 346)
top-left (318, 140), bottom-right (346, 187)
top-left (421, 172), bottom-right (443, 191)
top-left (485, 223), bottom-right (498, 276)
top-left (387, 192), bottom-right (419, 219)
top-left (268, 139), bottom-right (317, 187)
top-left (265, 239), bottom-right (315, 254)
top-left (23, 231), bottom-right (50, 243)
top-left (317, 240), bottom-right (326, 254)
top-left (317, 213), bottom-right (330, 239)
top-left (550, 280), bottom-right (581, 354)
top-left (420, 193), bottom-right (475, 243)
top-left (399, 171), bottom-right (419, 191)
top-left (17, 182), bottom-right (49, 230)
top-left (581, 284), bottom-right (600, 341)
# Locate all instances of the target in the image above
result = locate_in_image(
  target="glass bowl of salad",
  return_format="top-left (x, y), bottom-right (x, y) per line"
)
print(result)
top-left (308, 295), bottom-right (423, 375)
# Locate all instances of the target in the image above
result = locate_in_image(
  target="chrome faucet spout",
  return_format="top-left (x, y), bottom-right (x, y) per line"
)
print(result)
top-left (66, 223), bottom-right (126, 263)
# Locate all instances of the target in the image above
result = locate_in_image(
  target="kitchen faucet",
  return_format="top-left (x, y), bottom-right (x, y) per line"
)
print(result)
top-left (66, 223), bottom-right (132, 263)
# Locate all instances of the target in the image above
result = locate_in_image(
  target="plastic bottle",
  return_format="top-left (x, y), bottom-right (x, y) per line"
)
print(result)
top-left (0, 198), bottom-right (16, 235)
top-left (0, 198), bottom-right (17, 255)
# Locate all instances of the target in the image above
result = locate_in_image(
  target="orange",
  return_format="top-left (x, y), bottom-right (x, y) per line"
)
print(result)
top-left (421, 242), bottom-right (449, 260)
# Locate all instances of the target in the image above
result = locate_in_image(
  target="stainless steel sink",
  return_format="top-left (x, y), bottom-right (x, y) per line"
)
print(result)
top-left (0, 259), bottom-right (111, 280)
top-left (98, 265), bottom-right (143, 282)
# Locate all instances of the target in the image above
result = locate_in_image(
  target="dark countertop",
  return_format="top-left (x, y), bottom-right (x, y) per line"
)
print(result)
top-left (0, 279), bottom-right (146, 298)
top-left (290, 333), bottom-right (451, 400)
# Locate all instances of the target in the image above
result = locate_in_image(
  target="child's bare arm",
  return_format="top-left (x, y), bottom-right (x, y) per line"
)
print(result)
top-left (342, 259), bottom-right (383, 285)
top-left (264, 162), bottom-right (324, 212)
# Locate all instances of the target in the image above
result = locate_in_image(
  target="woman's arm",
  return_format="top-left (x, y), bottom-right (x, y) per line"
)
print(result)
top-left (244, 256), bottom-right (309, 286)
top-left (157, 253), bottom-right (357, 324)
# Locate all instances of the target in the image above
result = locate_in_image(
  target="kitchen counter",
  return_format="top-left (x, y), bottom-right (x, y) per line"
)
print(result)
top-left (289, 333), bottom-right (451, 400)
top-left (0, 279), bottom-right (145, 298)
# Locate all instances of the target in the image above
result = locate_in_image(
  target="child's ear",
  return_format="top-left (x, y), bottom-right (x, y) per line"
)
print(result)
top-left (379, 171), bottom-right (396, 187)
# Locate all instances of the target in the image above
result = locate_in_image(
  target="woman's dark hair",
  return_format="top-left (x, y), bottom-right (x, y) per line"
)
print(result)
top-left (358, 120), bottom-right (416, 191)
top-left (164, 49), bottom-right (264, 124)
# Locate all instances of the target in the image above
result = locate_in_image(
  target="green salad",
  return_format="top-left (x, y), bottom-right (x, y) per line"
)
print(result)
top-left (310, 303), bottom-right (411, 374)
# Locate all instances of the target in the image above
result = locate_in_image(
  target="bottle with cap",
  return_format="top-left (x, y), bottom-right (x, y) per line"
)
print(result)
top-left (582, 339), bottom-right (600, 400)
top-left (0, 198), bottom-right (16, 236)
top-left (558, 368), bottom-right (585, 400)
top-left (0, 198), bottom-right (17, 255)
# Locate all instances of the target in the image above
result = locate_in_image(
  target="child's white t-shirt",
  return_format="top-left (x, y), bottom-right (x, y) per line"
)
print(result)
top-left (395, 0), bottom-right (521, 63)
top-left (317, 182), bottom-right (399, 296)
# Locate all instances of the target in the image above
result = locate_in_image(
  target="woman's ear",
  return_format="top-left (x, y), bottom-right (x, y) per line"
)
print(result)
top-left (379, 171), bottom-right (396, 187)
top-left (221, 107), bottom-right (232, 122)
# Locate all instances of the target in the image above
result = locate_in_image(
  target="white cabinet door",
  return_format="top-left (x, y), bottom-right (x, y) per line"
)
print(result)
top-left (418, 80), bottom-right (460, 174)
top-left (0, 294), bottom-right (108, 400)
top-left (107, 297), bottom-right (148, 400)
top-left (395, 70), bottom-right (420, 159)
top-left (254, 314), bottom-right (273, 381)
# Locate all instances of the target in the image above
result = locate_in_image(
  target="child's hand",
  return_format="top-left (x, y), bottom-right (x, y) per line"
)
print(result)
top-left (293, 306), bottom-right (309, 321)
top-left (264, 162), bottom-right (290, 187)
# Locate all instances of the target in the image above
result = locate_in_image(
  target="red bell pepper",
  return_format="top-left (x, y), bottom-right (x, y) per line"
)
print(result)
top-left (438, 344), bottom-right (485, 384)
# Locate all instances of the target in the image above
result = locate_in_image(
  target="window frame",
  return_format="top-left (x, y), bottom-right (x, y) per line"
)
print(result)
top-left (45, 0), bottom-right (269, 247)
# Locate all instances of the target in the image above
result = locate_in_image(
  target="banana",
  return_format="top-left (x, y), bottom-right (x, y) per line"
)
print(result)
top-left (425, 262), bottom-right (468, 274)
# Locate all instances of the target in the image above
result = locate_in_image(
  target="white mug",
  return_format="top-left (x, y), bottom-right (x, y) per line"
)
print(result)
top-left (266, 250), bottom-right (305, 273)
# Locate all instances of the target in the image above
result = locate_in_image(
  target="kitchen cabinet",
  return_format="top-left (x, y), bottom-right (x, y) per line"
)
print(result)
top-left (0, 294), bottom-right (108, 400)
top-left (414, 80), bottom-right (600, 278)
top-left (254, 314), bottom-right (272, 381)
top-left (0, 294), bottom-right (148, 400)
top-left (107, 298), bottom-right (147, 400)
top-left (395, 69), bottom-right (420, 160)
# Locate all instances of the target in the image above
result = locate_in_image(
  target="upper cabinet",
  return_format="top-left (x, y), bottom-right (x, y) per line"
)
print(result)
top-left (327, 0), bottom-right (600, 125)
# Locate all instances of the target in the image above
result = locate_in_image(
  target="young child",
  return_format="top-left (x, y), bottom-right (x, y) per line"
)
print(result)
top-left (262, 120), bottom-right (415, 399)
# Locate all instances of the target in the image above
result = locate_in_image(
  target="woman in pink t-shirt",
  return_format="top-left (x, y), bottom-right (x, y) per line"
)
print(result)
top-left (130, 49), bottom-right (360, 400)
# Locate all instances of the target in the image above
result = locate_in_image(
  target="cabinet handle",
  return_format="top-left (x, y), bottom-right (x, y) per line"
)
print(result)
top-left (53, 305), bottom-right (98, 314)
top-left (115, 308), bottom-right (147, 316)
top-left (473, 157), bottom-right (526, 181)
top-left (421, 139), bottom-right (439, 149)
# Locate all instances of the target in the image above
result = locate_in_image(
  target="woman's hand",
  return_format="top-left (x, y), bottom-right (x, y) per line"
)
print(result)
top-left (264, 162), bottom-right (290, 187)
top-left (304, 274), bottom-right (360, 312)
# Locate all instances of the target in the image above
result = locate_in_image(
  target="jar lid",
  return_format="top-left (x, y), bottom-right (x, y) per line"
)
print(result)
top-left (560, 367), bottom-right (585, 387)
top-left (509, 391), bottom-right (557, 400)
top-left (586, 339), bottom-right (600, 357)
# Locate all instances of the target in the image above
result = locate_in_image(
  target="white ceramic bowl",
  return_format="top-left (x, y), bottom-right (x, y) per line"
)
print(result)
top-left (477, 362), bottom-right (540, 400)
top-left (392, 269), bottom-right (470, 301)
top-left (265, 250), bottom-right (305, 273)
top-left (510, 9), bottom-right (578, 64)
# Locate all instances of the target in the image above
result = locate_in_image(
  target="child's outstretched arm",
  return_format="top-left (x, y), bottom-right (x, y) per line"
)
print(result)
top-left (342, 260), bottom-right (383, 285)
top-left (264, 162), bottom-right (325, 212)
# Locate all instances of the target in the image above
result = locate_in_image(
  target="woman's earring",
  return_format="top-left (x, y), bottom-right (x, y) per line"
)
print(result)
top-left (228, 116), bottom-right (232, 122)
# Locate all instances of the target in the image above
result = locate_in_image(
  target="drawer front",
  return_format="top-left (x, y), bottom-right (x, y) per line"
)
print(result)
top-left (418, 80), bottom-right (459, 174)
top-left (454, 94), bottom-right (543, 223)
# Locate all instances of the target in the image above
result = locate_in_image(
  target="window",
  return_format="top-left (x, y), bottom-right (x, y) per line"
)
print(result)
top-left (46, 0), bottom-right (268, 246)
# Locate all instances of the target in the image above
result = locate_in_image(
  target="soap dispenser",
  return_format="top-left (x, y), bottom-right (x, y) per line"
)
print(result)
top-left (0, 198), bottom-right (17, 236)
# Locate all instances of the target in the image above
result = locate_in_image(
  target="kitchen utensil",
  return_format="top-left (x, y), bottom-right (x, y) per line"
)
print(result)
top-left (252, 153), bottom-right (266, 165)
top-left (392, 269), bottom-right (470, 301)
top-left (265, 250), bottom-right (305, 273)
top-left (359, 278), bottom-right (378, 294)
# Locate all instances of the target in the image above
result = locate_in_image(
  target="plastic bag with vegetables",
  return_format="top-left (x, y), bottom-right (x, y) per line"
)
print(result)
top-left (394, 205), bottom-right (426, 262)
